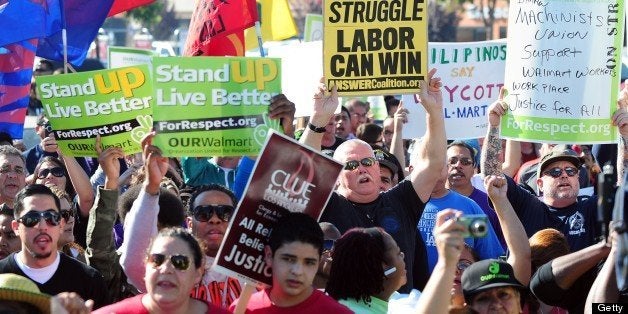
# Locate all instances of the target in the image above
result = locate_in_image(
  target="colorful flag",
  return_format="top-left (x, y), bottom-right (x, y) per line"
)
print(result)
top-left (108, 0), bottom-right (154, 16)
top-left (184, 0), bottom-right (257, 56)
top-left (0, 0), bottom-right (62, 47)
top-left (245, 0), bottom-right (298, 50)
top-left (37, 0), bottom-right (114, 66)
top-left (0, 39), bottom-right (38, 139)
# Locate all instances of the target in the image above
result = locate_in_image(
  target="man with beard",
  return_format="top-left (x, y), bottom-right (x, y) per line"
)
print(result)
top-left (0, 146), bottom-right (26, 208)
top-left (481, 89), bottom-right (628, 251)
top-left (0, 184), bottom-right (109, 308)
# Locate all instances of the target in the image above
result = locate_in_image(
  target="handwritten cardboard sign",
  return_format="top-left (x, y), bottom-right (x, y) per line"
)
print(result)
top-left (502, 0), bottom-right (624, 143)
top-left (402, 40), bottom-right (506, 140)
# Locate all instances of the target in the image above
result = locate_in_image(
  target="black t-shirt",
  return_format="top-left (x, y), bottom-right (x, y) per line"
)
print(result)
top-left (504, 176), bottom-right (600, 252)
top-left (321, 137), bottom-right (345, 152)
top-left (320, 180), bottom-right (428, 292)
top-left (0, 252), bottom-right (111, 308)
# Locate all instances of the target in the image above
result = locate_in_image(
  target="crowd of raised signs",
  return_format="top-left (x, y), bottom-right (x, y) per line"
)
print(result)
top-left (0, 60), bottom-right (626, 313)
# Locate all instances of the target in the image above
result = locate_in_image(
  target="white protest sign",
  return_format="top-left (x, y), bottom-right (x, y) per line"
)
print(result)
top-left (502, 0), bottom-right (624, 144)
top-left (266, 41), bottom-right (323, 117)
top-left (402, 40), bottom-right (506, 140)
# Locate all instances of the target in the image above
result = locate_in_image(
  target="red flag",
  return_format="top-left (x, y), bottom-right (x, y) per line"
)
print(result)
top-left (184, 0), bottom-right (257, 56)
top-left (0, 39), bottom-right (37, 139)
top-left (108, 0), bottom-right (155, 16)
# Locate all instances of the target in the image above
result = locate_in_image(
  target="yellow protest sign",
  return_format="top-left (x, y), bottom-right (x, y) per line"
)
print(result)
top-left (324, 0), bottom-right (428, 96)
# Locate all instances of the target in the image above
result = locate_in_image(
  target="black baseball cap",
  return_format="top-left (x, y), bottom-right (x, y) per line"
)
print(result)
top-left (537, 145), bottom-right (582, 177)
top-left (462, 259), bottom-right (525, 303)
top-left (373, 149), bottom-right (398, 175)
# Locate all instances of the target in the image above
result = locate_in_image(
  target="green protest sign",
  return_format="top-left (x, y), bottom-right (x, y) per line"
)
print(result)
top-left (36, 65), bottom-right (154, 157)
top-left (151, 56), bottom-right (282, 157)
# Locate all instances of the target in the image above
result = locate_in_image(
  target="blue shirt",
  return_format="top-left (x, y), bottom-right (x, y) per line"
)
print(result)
top-left (418, 190), bottom-right (504, 272)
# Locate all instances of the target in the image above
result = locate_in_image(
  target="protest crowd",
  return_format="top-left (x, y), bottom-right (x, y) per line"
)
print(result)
top-left (0, 58), bottom-right (624, 313)
top-left (2, 0), bottom-right (628, 314)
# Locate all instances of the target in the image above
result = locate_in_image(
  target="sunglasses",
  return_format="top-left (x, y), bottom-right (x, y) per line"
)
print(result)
top-left (17, 210), bottom-right (61, 228)
top-left (192, 205), bottom-right (234, 222)
top-left (37, 167), bottom-right (65, 179)
top-left (344, 157), bottom-right (377, 171)
top-left (448, 156), bottom-right (474, 166)
top-left (543, 167), bottom-right (578, 178)
top-left (60, 208), bottom-right (75, 222)
top-left (147, 253), bottom-right (191, 271)
top-left (323, 239), bottom-right (335, 251)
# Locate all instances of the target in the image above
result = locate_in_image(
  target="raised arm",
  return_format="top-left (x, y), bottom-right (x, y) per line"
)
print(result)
top-left (390, 102), bottom-right (409, 177)
top-left (502, 140), bottom-right (522, 178)
top-left (299, 79), bottom-right (339, 151)
top-left (269, 94), bottom-right (296, 138)
top-left (484, 174), bottom-right (531, 285)
top-left (119, 132), bottom-right (169, 292)
top-left (481, 88), bottom-right (508, 176)
top-left (57, 143), bottom-right (95, 217)
top-left (410, 68), bottom-right (447, 202)
top-left (585, 232), bottom-right (619, 310)
top-left (613, 85), bottom-right (628, 183)
top-left (86, 137), bottom-right (125, 294)
top-left (415, 209), bottom-right (464, 314)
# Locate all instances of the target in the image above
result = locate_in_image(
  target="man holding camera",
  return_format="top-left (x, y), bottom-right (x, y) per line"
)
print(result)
top-left (481, 88), bottom-right (628, 251)
top-left (417, 162), bottom-right (503, 272)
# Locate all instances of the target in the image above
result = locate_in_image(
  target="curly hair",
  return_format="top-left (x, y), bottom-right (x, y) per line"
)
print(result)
top-left (326, 227), bottom-right (389, 304)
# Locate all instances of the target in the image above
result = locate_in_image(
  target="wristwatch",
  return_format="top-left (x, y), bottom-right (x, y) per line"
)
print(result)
top-left (308, 123), bottom-right (326, 133)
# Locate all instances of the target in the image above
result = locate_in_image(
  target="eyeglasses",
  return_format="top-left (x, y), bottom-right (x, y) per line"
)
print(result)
top-left (543, 167), bottom-right (578, 178)
top-left (192, 205), bottom-right (234, 222)
top-left (323, 239), bottom-right (335, 251)
top-left (147, 253), bottom-right (190, 271)
top-left (448, 156), bottom-right (474, 166)
top-left (351, 112), bottom-right (367, 118)
top-left (17, 210), bottom-right (61, 228)
top-left (0, 165), bottom-right (24, 175)
top-left (37, 167), bottom-right (65, 179)
top-left (60, 207), bottom-right (75, 222)
top-left (457, 260), bottom-right (473, 272)
top-left (344, 157), bottom-right (377, 171)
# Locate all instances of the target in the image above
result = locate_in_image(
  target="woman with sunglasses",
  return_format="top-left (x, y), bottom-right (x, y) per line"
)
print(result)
top-left (94, 227), bottom-right (229, 314)
top-left (49, 186), bottom-right (87, 263)
top-left (326, 227), bottom-right (406, 313)
top-left (31, 156), bottom-right (94, 246)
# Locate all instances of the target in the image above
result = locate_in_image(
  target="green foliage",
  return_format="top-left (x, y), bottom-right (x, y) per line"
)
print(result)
top-left (127, 0), bottom-right (164, 29)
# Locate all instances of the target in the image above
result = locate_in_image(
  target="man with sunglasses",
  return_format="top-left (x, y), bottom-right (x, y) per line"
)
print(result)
top-left (0, 184), bottom-right (109, 308)
top-left (300, 69), bottom-right (446, 293)
top-left (481, 93), bottom-right (628, 252)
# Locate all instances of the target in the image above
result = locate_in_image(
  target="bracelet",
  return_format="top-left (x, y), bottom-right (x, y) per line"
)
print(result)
top-left (308, 123), bottom-right (326, 133)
